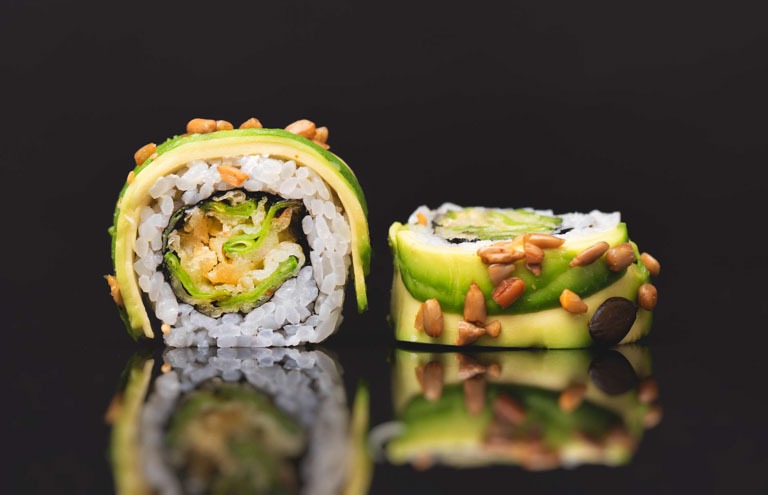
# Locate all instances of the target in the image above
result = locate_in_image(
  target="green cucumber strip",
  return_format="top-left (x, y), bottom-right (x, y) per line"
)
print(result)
top-left (201, 198), bottom-right (259, 217)
top-left (434, 208), bottom-right (562, 241)
top-left (163, 252), bottom-right (230, 301)
top-left (216, 256), bottom-right (299, 309)
top-left (223, 200), bottom-right (301, 257)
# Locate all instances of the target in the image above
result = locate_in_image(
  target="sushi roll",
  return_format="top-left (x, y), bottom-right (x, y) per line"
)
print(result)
top-left (107, 118), bottom-right (370, 347)
top-left (370, 347), bottom-right (662, 471)
top-left (389, 204), bottom-right (661, 348)
top-left (106, 347), bottom-right (372, 495)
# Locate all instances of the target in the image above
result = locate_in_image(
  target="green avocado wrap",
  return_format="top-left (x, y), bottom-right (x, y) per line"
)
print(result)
top-left (371, 347), bottom-right (662, 471)
top-left (389, 204), bottom-right (661, 348)
top-left (106, 117), bottom-right (370, 345)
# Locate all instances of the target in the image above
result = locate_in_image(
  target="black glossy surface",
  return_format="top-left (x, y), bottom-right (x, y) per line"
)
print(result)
top-left (2, 0), bottom-right (767, 493)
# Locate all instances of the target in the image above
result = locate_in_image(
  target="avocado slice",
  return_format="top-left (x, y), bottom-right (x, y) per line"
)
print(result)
top-left (110, 128), bottom-right (370, 339)
top-left (390, 263), bottom-right (652, 348)
top-left (390, 221), bottom-right (634, 315)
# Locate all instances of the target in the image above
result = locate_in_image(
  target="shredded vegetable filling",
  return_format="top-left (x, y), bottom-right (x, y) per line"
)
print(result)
top-left (162, 190), bottom-right (306, 316)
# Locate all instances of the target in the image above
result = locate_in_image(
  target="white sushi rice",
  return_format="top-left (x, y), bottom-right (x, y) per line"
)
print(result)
top-left (139, 348), bottom-right (351, 495)
top-left (133, 155), bottom-right (352, 347)
top-left (406, 203), bottom-right (621, 248)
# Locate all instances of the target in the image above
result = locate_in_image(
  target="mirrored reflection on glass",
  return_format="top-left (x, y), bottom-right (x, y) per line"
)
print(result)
top-left (106, 347), bottom-right (371, 495)
top-left (372, 346), bottom-right (661, 472)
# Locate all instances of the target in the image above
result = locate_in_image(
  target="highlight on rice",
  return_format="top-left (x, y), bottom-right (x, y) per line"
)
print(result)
top-left (107, 118), bottom-right (370, 347)
top-left (389, 204), bottom-right (661, 348)
top-left (106, 347), bottom-right (371, 495)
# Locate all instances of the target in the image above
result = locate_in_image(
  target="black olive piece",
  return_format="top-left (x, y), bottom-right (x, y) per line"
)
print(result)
top-left (588, 297), bottom-right (637, 346)
top-left (589, 350), bottom-right (638, 395)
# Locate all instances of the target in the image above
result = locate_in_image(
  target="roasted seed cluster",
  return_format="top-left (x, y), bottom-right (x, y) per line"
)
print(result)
top-left (413, 231), bottom-right (661, 346)
top-left (130, 117), bottom-right (331, 170)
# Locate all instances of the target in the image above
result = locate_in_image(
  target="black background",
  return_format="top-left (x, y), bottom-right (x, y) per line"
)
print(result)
top-left (2, 1), bottom-right (767, 493)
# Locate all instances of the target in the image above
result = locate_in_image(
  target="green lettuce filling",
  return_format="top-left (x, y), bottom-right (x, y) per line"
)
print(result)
top-left (223, 200), bottom-right (301, 257)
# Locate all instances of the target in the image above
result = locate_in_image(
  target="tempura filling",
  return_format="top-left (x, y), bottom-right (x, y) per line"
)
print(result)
top-left (162, 190), bottom-right (306, 316)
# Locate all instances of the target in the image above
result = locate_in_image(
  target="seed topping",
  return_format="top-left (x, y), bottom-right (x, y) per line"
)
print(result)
top-left (525, 233), bottom-right (565, 249)
top-left (637, 283), bottom-right (658, 311)
top-left (588, 297), bottom-right (637, 345)
top-left (285, 119), bottom-right (317, 139)
top-left (640, 252), bottom-right (661, 276)
top-left (313, 126), bottom-right (330, 149)
top-left (105, 275), bottom-right (123, 307)
top-left (463, 282), bottom-right (487, 324)
top-left (527, 263), bottom-right (542, 276)
top-left (488, 263), bottom-right (516, 286)
top-left (523, 241), bottom-right (544, 264)
top-left (215, 119), bottom-right (234, 131)
top-left (559, 289), bottom-right (588, 314)
top-left (477, 242), bottom-right (525, 264)
top-left (569, 241), bottom-right (610, 267)
top-left (457, 320), bottom-right (486, 346)
top-left (239, 117), bottom-right (263, 129)
top-left (484, 320), bottom-right (502, 338)
top-left (217, 164), bottom-right (249, 187)
top-left (491, 277), bottom-right (525, 308)
top-left (186, 118), bottom-right (217, 134)
top-left (133, 142), bottom-right (157, 166)
top-left (416, 299), bottom-right (444, 338)
top-left (606, 243), bottom-right (635, 272)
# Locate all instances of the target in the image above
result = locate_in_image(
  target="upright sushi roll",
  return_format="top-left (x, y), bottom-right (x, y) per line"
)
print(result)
top-left (389, 204), bottom-right (661, 348)
top-left (107, 118), bottom-right (370, 346)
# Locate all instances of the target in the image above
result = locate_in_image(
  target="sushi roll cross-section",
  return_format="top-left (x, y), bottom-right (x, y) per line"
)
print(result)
top-left (107, 118), bottom-right (370, 347)
top-left (389, 204), bottom-right (661, 348)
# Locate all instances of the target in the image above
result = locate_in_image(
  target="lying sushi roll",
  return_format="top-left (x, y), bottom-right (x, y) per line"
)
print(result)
top-left (107, 117), bottom-right (370, 346)
top-left (389, 204), bottom-right (661, 348)
top-left (371, 348), bottom-right (662, 471)
top-left (106, 347), bottom-right (371, 495)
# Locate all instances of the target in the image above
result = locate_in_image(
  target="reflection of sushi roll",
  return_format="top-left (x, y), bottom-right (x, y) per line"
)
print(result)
top-left (372, 347), bottom-right (662, 471)
top-left (389, 204), bottom-right (661, 348)
top-left (106, 118), bottom-right (370, 346)
top-left (107, 347), bottom-right (370, 495)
